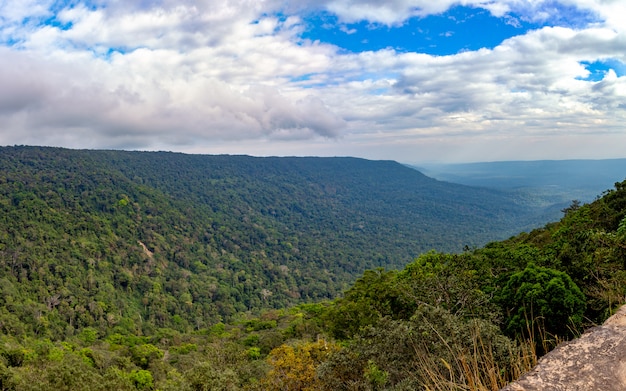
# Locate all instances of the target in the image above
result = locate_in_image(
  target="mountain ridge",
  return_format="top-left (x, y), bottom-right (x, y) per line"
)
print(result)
top-left (0, 145), bottom-right (549, 336)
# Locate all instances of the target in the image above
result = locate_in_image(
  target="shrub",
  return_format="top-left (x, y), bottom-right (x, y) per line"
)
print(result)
top-left (499, 264), bottom-right (586, 338)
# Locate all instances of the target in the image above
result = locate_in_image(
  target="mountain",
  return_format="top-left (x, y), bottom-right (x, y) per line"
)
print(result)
top-left (2, 146), bottom-right (626, 390)
top-left (416, 159), bottom-right (626, 192)
top-left (0, 145), bottom-right (544, 337)
top-left (416, 159), bottom-right (626, 217)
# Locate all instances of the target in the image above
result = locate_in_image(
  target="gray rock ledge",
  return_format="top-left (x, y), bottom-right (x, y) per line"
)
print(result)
top-left (502, 305), bottom-right (626, 391)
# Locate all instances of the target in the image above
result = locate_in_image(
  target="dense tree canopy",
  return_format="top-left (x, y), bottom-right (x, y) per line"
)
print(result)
top-left (0, 146), bottom-right (625, 390)
top-left (0, 145), bottom-right (550, 338)
top-left (499, 264), bottom-right (586, 337)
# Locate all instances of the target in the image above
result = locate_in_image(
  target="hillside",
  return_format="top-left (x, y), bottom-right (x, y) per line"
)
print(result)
top-left (1, 146), bottom-right (625, 390)
top-left (295, 177), bottom-right (626, 390)
top-left (0, 146), bottom-right (543, 337)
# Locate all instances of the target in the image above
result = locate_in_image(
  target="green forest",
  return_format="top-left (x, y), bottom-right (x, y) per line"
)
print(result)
top-left (0, 146), bottom-right (625, 390)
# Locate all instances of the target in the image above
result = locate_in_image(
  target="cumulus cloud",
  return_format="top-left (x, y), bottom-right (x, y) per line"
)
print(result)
top-left (315, 0), bottom-right (608, 26)
top-left (0, 0), bottom-right (345, 149)
top-left (0, 0), bottom-right (625, 161)
top-left (330, 25), bottom-right (626, 131)
top-left (0, 47), bottom-right (343, 149)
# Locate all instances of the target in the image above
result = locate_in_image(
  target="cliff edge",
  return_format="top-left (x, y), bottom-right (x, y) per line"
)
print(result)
top-left (502, 305), bottom-right (626, 391)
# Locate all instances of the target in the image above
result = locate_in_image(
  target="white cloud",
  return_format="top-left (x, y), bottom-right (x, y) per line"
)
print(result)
top-left (0, 1), bottom-right (345, 150)
top-left (324, 0), bottom-right (456, 25)
top-left (312, 0), bottom-right (614, 28)
top-left (0, 0), bottom-right (625, 162)
top-left (0, 0), bottom-right (53, 23)
top-left (307, 22), bottom-right (626, 161)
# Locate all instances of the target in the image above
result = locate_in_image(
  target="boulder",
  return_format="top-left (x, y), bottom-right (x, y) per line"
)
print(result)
top-left (502, 305), bottom-right (626, 390)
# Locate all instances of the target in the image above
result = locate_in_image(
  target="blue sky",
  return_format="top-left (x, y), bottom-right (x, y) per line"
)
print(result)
top-left (303, 6), bottom-right (539, 55)
top-left (0, 0), bottom-right (625, 163)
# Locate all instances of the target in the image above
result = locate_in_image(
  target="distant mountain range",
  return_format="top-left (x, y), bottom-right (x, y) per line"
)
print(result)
top-left (414, 159), bottom-right (626, 222)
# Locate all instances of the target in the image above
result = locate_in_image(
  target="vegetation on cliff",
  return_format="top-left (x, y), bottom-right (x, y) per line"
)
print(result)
top-left (0, 146), bottom-right (625, 390)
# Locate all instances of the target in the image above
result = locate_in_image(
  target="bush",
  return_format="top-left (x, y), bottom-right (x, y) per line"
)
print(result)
top-left (499, 264), bottom-right (586, 338)
top-left (184, 362), bottom-right (239, 391)
top-left (129, 344), bottom-right (164, 369)
top-left (129, 369), bottom-right (154, 390)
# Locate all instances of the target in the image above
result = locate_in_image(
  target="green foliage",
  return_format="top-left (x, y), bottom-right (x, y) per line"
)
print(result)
top-left (325, 252), bottom-right (499, 340)
top-left (499, 264), bottom-right (586, 338)
top-left (398, 251), bottom-right (498, 321)
top-left (1, 146), bottom-right (626, 390)
top-left (79, 327), bottom-right (99, 346)
top-left (246, 347), bottom-right (261, 360)
top-left (129, 344), bottom-right (164, 369)
top-left (129, 369), bottom-right (154, 390)
top-left (171, 343), bottom-right (197, 355)
top-left (184, 362), bottom-right (239, 391)
top-left (364, 359), bottom-right (388, 390)
top-left (0, 145), bottom-right (549, 340)
top-left (318, 306), bottom-right (520, 390)
top-left (241, 334), bottom-right (259, 347)
top-left (324, 268), bottom-right (410, 339)
top-left (243, 319), bottom-right (277, 332)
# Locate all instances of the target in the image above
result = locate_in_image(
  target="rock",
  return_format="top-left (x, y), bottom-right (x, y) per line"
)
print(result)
top-left (502, 305), bottom-right (626, 391)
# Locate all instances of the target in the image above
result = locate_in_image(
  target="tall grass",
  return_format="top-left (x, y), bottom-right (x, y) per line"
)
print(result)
top-left (411, 326), bottom-right (542, 391)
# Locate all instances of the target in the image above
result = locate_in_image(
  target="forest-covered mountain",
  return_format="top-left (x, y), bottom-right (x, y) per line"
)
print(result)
top-left (0, 146), bottom-right (550, 335)
top-left (1, 145), bottom-right (626, 390)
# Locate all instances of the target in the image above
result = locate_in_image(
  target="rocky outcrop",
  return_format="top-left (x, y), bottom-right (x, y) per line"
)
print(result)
top-left (502, 305), bottom-right (626, 391)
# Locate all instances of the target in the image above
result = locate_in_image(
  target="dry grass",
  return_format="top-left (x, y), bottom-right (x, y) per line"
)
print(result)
top-left (412, 328), bottom-right (540, 391)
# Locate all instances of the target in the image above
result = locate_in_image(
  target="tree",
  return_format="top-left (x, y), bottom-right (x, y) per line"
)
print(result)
top-left (561, 199), bottom-right (581, 216)
top-left (262, 340), bottom-right (340, 391)
top-left (398, 251), bottom-right (497, 321)
top-left (318, 306), bottom-right (520, 390)
top-left (129, 369), bottom-right (154, 390)
top-left (323, 268), bottom-right (412, 339)
top-left (499, 264), bottom-right (586, 338)
top-left (129, 344), bottom-right (164, 369)
top-left (184, 362), bottom-right (239, 391)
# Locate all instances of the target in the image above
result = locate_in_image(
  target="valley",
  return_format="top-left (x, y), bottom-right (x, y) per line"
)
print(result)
top-left (0, 146), bottom-right (625, 390)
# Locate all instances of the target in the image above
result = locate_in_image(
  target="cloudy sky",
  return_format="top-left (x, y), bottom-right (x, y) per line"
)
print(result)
top-left (0, 0), bottom-right (625, 163)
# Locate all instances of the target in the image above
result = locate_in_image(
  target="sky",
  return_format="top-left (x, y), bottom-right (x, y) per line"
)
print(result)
top-left (0, 0), bottom-right (625, 163)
